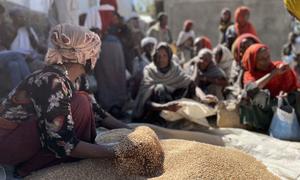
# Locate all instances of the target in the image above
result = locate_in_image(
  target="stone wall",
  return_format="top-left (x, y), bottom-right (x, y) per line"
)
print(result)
top-left (164, 0), bottom-right (291, 59)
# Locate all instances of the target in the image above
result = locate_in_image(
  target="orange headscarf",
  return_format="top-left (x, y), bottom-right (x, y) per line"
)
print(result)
top-left (242, 44), bottom-right (297, 97)
top-left (232, 33), bottom-right (261, 62)
top-left (234, 6), bottom-right (257, 37)
top-left (195, 36), bottom-right (212, 50)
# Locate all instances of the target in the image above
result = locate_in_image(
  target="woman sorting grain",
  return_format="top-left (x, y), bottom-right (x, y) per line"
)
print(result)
top-left (132, 42), bottom-right (217, 126)
top-left (0, 24), bottom-right (129, 177)
top-left (240, 43), bottom-right (300, 131)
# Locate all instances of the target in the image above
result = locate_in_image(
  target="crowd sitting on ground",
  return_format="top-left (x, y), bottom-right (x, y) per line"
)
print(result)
top-left (0, 0), bottom-right (300, 177)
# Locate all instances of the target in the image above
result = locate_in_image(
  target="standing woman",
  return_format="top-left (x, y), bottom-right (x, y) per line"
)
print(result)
top-left (234, 6), bottom-right (257, 37)
top-left (0, 24), bottom-right (126, 177)
top-left (219, 8), bottom-right (233, 44)
top-left (176, 20), bottom-right (195, 64)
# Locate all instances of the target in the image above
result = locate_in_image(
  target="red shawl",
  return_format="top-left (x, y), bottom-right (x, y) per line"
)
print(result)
top-left (234, 6), bottom-right (257, 36)
top-left (195, 36), bottom-right (212, 50)
top-left (242, 44), bottom-right (297, 97)
top-left (98, 0), bottom-right (118, 33)
top-left (234, 33), bottom-right (261, 62)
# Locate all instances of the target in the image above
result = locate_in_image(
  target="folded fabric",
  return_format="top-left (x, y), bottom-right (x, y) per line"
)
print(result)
top-left (160, 98), bottom-right (217, 127)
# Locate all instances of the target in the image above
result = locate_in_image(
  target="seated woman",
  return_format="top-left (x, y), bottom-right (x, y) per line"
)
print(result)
top-left (132, 42), bottom-right (217, 126)
top-left (192, 49), bottom-right (228, 100)
top-left (225, 33), bottom-right (261, 100)
top-left (0, 24), bottom-right (128, 177)
top-left (130, 37), bottom-right (157, 99)
top-left (240, 43), bottom-right (300, 131)
top-left (213, 44), bottom-right (234, 78)
top-left (194, 36), bottom-right (212, 56)
top-left (0, 51), bottom-right (31, 99)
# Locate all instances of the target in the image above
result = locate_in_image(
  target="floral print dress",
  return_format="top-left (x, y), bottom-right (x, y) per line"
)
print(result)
top-left (0, 65), bottom-right (79, 158)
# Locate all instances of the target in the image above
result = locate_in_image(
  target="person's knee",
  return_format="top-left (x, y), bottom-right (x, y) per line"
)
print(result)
top-left (154, 84), bottom-right (167, 94)
top-left (71, 91), bottom-right (92, 113)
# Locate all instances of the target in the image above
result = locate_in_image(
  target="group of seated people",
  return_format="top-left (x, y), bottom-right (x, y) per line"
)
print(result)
top-left (0, 4), bottom-right (46, 100)
top-left (130, 5), bottom-right (300, 135)
top-left (0, 0), bottom-right (300, 178)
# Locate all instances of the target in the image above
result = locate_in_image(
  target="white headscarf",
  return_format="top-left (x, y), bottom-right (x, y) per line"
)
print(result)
top-left (176, 30), bottom-right (195, 47)
top-left (213, 45), bottom-right (234, 78)
top-left (141, 37), bottom-right (157, 48)
top-left (45, 23), bottom-right (101, 69)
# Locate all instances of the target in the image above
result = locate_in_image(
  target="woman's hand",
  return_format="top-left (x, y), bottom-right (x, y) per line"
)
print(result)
top-left (202, 95), bottom-right (218, 104)
top-left (273, 64), bottom-right (289, 75)
top-left (277, 91), bottom-right (288, 98)
top-left (70, 141), bottom-right (116, 159)
top-left (163, 102), bottom-right (182, 112)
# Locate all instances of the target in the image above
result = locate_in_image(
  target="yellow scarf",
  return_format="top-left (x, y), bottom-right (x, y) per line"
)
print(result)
top-left (284, 0), bottom-right (300, 20)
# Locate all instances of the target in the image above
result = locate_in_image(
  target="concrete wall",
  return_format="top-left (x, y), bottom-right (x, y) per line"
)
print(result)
top-left (164, 0), bottom-right (291, 59)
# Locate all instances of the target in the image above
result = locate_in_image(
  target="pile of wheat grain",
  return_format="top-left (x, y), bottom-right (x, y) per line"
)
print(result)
top-left (27, 127), bottom-right (278, 180)
top-left (112, 126), bottom-right (164, 177)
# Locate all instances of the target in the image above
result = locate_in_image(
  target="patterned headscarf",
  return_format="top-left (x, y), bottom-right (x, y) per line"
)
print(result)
top-left (45, 24), bottom-right (101, 69)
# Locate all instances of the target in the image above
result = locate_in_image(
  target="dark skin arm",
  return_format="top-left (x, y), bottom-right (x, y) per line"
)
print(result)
top-left (198, 75), bottom-right (229, 87)
top-left (70, 141), bottom-right (115, 159)
top-left (100, 113), bottom-right (130, 129)
top-left (254, 64), bottom-right (289, 89)
top-left (148, 101), bottom-right (182, 112)
top-left (70, 111), bottom-right (130, 159)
